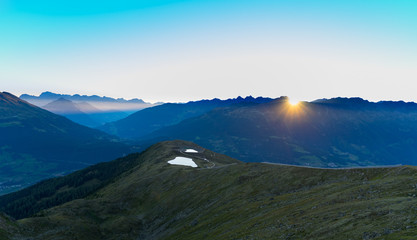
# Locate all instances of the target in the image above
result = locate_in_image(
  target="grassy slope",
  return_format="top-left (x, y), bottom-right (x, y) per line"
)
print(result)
top-left (0, 153), bottom-right (143, 220)
top-left (7, 141), bottom-right (417, 240)
top-left (0, 213), bottom-right (20, 240)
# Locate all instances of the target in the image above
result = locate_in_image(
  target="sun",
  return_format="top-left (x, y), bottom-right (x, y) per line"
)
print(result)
top-left (288, 98), bottom-right (300, 106)
top-left (281, 98), bottom-right (306, 120)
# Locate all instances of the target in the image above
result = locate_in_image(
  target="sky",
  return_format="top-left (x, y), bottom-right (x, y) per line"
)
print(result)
top-left (1, 0), bottom-right (417, 103)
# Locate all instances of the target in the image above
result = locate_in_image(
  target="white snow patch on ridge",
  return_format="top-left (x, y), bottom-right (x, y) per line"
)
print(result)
top-left (185, 149), bottom-right (198, 153)
top-left (168, 157), bottom-right (197, 168)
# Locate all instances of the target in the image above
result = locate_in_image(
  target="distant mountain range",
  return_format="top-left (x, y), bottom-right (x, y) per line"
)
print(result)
top-left (20, 92), bottom-right (159, 127)
top-left (104, 96), bottom-right (417, 168)
top-left (0, 92), bottom-right (134, 195)
top-left (20, 91), bottom-right (149, 106)
top-left (100, 96), bottom-right (274, 139)
top-left (1, 140), bottom-right (417, 239)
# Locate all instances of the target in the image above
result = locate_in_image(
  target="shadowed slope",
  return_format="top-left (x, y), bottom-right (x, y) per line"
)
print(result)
top-left (138, 97), bottom-right (417, 167)
top-left (100, 96), bottom-right (274, 139)
top-left (0, 92), bottom-right (131, 194)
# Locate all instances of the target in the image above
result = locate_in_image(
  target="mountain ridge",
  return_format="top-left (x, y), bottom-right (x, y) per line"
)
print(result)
top-left (20, 91), bottom-right (148, 104)
top-left (314, 97), bottom-right (417, 110)
top-left (1, 92), bottom-right (30, 106)
top-left (133, 97), bottom-right (417, 167)
top-left (100, 96), bottom-right (275, 139)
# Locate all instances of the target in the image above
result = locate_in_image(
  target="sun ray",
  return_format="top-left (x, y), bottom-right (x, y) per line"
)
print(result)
top-left (288, 99), bottom-right (300, 106)
top-left (277, 97), bottom-right (309, 121)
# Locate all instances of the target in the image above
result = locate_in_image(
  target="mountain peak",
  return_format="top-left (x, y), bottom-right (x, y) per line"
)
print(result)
top-left (0, 92), bottom-right (32, 108)
top-left (44, 97), bottom-right (77, 107)
top-left (55, 97), bottom-right (71, 102)
top-left (43, 97), bottom-right (83, 114)
top-left (39, 91), bottom-right (57, 98)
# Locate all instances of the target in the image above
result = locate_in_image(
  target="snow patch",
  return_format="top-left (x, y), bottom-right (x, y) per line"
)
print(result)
top-left (185, 149), bottom-right (198, 153)
top-left (168, 157), bottom-right (197, 168)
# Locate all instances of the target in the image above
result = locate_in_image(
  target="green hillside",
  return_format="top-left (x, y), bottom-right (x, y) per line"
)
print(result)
top-left (1, 140), bottom-right (417, 239)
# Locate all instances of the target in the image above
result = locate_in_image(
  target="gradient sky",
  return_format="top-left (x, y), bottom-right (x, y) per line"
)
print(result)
top-left (1, 0), bottom-right (416, 103)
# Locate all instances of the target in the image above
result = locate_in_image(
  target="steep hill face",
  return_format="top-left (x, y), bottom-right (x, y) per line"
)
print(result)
top-left (1, 140), bottom-right (417, 239)
top-left (0, 92), bottom-right (132, 195)
top-left (138, 97), bottom-right (417, 167)
top-left (100, 96), bottom-right (274, 139)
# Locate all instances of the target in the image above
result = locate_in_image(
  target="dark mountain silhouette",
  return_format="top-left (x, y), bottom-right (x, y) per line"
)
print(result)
top-left (99, 96), bottom-right (274, 139)
top-left (1, 140), bottom-right (417, 239)
top-left (0, 92), bottom-right (132, 195)
top-left (135, 97), bottom-right (417, 167)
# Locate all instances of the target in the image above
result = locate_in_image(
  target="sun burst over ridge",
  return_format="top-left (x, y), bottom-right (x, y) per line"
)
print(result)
top-left (288, 98), bottom-right (300, 106)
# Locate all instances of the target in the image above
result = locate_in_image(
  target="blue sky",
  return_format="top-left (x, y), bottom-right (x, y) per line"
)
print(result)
top-left (1, 0), bottom-right (416, 102)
